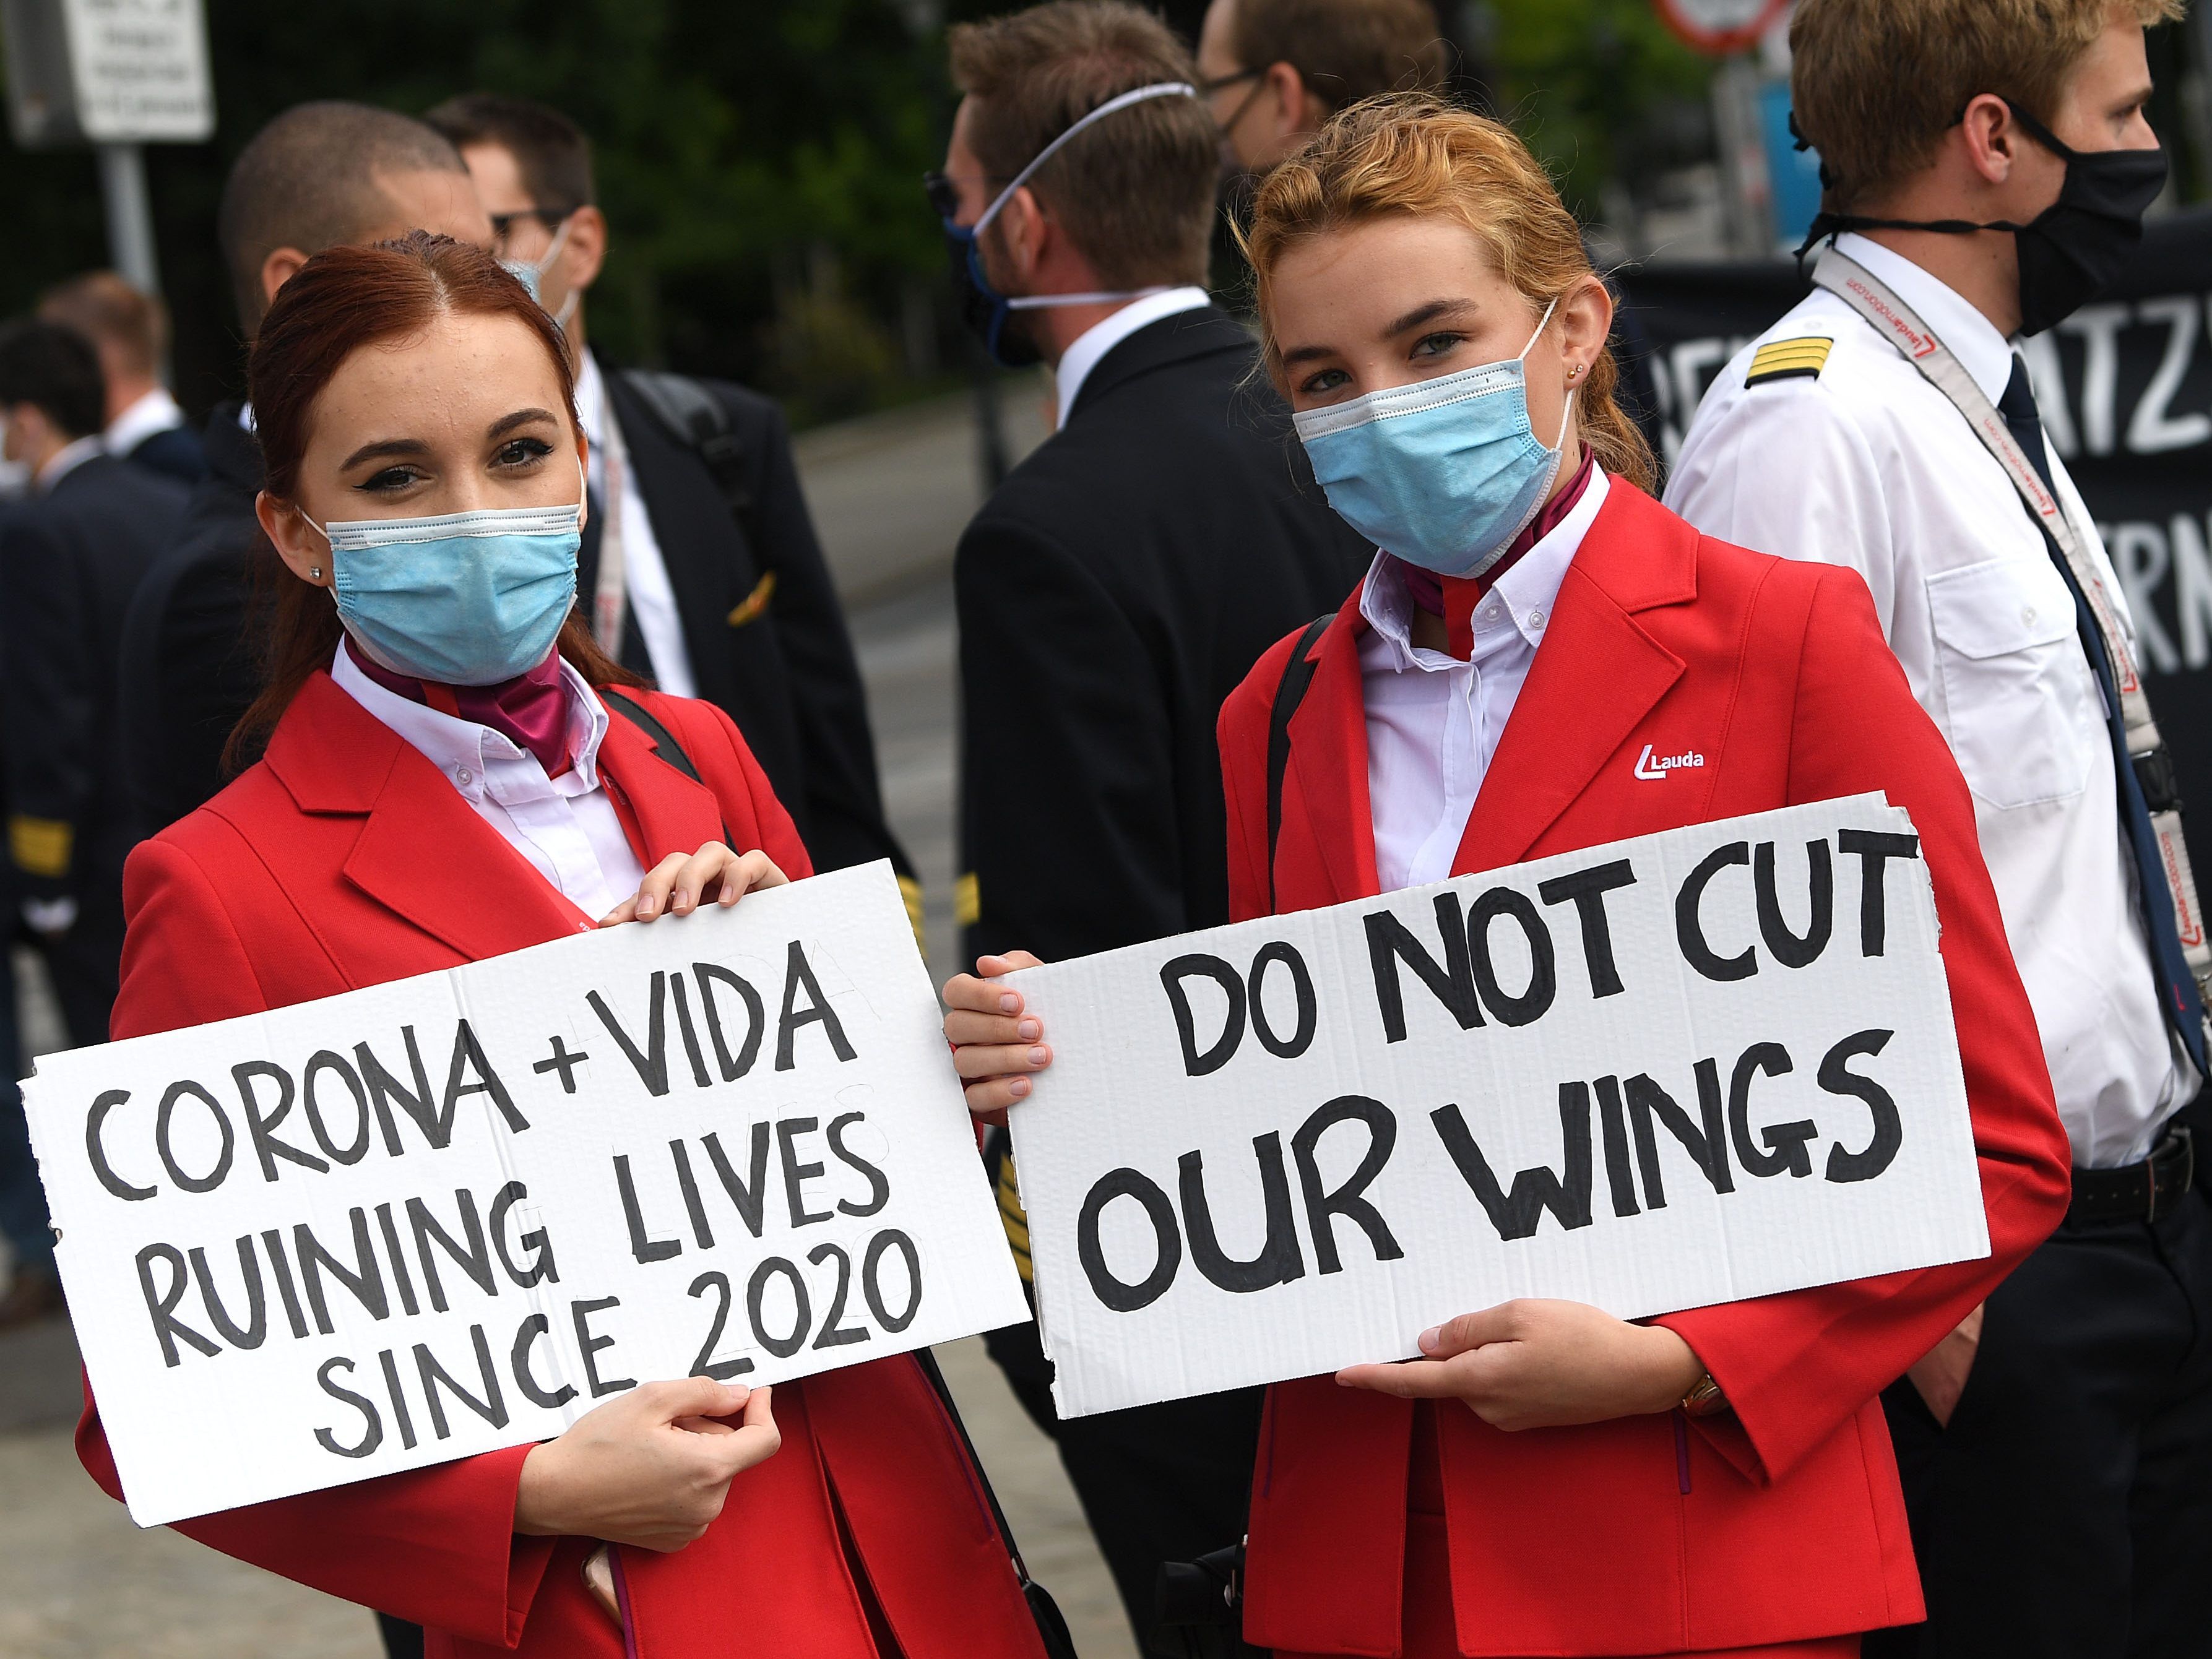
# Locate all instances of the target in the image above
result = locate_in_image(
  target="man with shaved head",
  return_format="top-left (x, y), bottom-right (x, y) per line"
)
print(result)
top-left (119, 101), bottom-right (493, 831)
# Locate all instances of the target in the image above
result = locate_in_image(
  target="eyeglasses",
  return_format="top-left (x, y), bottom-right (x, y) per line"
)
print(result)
top-left (1199, 68), bottom-right (1261, 95)
top-left (488, 207), bottom-right (571, 251)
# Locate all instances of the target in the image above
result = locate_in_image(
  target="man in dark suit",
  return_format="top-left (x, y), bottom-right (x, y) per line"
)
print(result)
top-left (38, 272), bottom-right (205, 485)
top-left (425, 93), bottom-right (910, 897)
top-left (0, 319), bottom-right (186, 1042)
top-left (118, 103), bottom-right (498, 834)
top-left (941, 4), bottom-right (1368, 1648)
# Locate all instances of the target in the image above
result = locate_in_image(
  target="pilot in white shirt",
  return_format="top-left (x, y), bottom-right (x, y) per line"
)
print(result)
top-left (1662, 6), bottom-right (2212, 1646)
top-left (1670, 230), bottom-right (2193, 1173)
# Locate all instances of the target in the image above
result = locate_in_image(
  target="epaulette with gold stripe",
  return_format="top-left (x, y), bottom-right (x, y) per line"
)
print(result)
top-left (1744, 336), bottom-right (1834, 387)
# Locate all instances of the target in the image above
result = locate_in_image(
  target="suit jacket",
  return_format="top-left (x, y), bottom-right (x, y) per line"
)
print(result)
top-left (77, 673), bottom-right (1046, 1659)
top-left (1218, 483), bottom-right (2070, 1657)
top-left (116, 402), bottom-right (264, 834)
top-left (120, 422), bottom-right (210, 486)
top-left (956, 305), bottom-right (1369, 965)
top-left (2, 452), bottom-right (188, 902)
top-left (119, 384), bottom-right (905, 887)
top-left (591, 362), bottom-right (907, 881)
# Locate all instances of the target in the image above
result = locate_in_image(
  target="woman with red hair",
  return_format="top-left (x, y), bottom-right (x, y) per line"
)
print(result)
top-left (76, 231), bottom-right (1048, 1659)
top-left (946, 100), bottom-right (2070, 1658)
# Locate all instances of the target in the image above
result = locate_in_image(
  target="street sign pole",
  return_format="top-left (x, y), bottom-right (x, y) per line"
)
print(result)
top-left (94, 140), bottom-right (159, 295)
top-left (2, 0), bottom-right (215, 303)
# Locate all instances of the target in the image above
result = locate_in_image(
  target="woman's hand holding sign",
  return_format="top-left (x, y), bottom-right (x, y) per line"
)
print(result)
top-left (516, 1377), bottom-right (779, 1551)
top-left (943, 952), bottom-right (1053, 1126)
top-left (600, 843), bottom-right (788, 927)
top-left (1336, 1302), bottom-right (1707, 1431)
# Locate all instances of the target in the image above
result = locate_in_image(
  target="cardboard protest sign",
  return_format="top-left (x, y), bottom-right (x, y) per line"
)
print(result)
top-left (1006, 796), bottom-right (1989, 1418)
top-left (27, 862), bottom-right (1026, 1526)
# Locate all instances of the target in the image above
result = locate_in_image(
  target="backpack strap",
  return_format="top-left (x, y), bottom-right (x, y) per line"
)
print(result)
top-left (618, 368), bottom-right (764, 553)
top-left (601, 687), bottom-right (701, 782)
top-left (1265, 616), bottom-right (1333, 912)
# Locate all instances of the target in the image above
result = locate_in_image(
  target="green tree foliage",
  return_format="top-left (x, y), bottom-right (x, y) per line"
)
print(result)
top-left (1479, 0), bottom-right (1712, 217)
top-left (0, 0), bottom-right (958, 421)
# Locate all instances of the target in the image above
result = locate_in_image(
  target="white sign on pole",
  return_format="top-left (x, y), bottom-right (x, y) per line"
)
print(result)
top-left (1007, 796), bottom-right (1991, 1419)
top-left (26, 863), bottom-right (1027, 1527)
top-left (61, 0), bottom-right (213, 143)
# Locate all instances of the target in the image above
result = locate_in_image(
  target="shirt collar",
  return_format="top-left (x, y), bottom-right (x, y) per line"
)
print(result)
top-left (1833, 231), bottom-right (2017, 404)
top-left (1053, 287), bottom-right (1212, 429)
top-left (1359, 467), bottom-right (1611, 673)
top-left (104, 386), bottom-right (185, 456)
top-left (37, 434), bottom-right (105, 491)
top-left (572, 349), bottom-right (608, 448)
top-left (329, 642), bottom-right (613, 803)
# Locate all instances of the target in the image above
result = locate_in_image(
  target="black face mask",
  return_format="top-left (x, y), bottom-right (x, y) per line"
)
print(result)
top-left (1795, 101), bottom-right (2168, 335)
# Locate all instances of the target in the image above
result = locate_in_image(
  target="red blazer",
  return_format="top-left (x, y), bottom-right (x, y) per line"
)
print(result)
top-left (1217, 484), bottom-right (2069, 1657)
top-left (77, 671), bottom-right (1047, 1659)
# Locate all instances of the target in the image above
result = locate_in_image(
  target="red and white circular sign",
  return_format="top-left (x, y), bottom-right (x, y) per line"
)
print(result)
top-left (1653, 0), bottom-right (1789, 55)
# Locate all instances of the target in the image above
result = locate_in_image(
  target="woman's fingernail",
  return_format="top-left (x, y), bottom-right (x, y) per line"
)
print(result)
top-left (1017, 1019), bottom-right (1039, 1040)
top-left (1009, 1077), bottom-right (1031, 1098)
top-left (638, 894), bottom-right (656, 916)
top-left (1027, 1046), bottom-right (1049, 1067)
top-left (1417, 1326), bottom-right (1442, 1354)
top-left (999, 993), bottom-right (1020, 1013)
top-left (672, 889), bottom-right (691, 911)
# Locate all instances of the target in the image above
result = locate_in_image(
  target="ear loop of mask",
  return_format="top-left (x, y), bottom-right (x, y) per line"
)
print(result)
top-left (971, 81), bottom-right (1198, 312)
top-left (1519, 297), bottom-right (1574, 453)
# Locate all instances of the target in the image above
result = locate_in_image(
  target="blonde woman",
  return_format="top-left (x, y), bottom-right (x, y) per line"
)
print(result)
top-left (946, 98), bottom-right (2070, 1658)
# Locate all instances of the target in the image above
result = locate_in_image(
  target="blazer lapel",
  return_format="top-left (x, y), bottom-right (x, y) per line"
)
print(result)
top-left (1282, 600), bottom-right (1381, 907)
top-left (596, 697), bottom-right (732, 864)
top-left (269, 673), bottom-right (599, 960)
top-left (345, 760), bottom-right (598, 961)
top-left (1454, 484), bottom-right (1691, 873)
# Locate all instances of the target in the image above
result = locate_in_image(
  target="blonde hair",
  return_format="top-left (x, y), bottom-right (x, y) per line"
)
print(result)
top-left (1791, 0), bottom-right (2185, 210)
top-left (1242, 95), bottom-right (1653, 492)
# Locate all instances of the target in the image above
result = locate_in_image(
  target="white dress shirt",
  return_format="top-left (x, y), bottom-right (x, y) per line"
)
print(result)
top-left (574, 351), bottom-right (697, 697)
top-left (105, 386), bottom-right (186, 457)
top-left (1361, 468), bottom-right (1610, 894)
top-left (1052, 286), bottom-right (1211, 429)
top-left (331, 644), bottom-right (648, 921)
top-left (1667, 230), bottom-right (2193, 1167)
top-left (35, 434), bottom-right (105, 492)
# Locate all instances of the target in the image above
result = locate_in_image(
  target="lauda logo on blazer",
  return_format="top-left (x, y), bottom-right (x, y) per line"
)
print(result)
top-left (1635, 743), bottom-right (1705, 781)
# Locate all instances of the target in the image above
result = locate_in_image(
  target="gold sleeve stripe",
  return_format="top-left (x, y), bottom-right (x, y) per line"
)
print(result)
top-left (1745, 337), bottom-right (1834, 387)
top-left (725, 571), bottom-right (778, 628)
top-left (9, 816), bottom-right (72, 879)
top-left (954, 872), bottom-right (980, 929)
top-left (896, 876), bottom-right (925, 950)
top-left (995, 1154), bottom-right (1034, 1280)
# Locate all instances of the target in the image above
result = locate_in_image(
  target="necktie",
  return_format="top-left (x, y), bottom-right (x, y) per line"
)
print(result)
top-left (1999, 355), bottom-right (2208, 1070)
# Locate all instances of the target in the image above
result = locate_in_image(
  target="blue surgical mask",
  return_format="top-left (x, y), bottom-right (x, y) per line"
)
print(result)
top-left (308, 485), bottom-right (583, 686)
top-left (941, 81), bottom-right (1198, 368)
top-left (500, 216), bottom-right (579, 330)
top-left (1292, 300), bottom-right (1570, 579)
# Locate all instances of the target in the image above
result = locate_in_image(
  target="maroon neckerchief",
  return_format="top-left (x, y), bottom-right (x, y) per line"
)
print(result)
top-left (1397, 449), bottom-right (1597, 660)
top-left (343, 636), bottom-right (574, 777)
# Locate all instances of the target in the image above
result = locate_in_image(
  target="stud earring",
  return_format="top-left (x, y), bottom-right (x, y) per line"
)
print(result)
top-left (1567, 364), bottom-right (1581, 381)
top-left (309, 566), bottom-right (323, 581)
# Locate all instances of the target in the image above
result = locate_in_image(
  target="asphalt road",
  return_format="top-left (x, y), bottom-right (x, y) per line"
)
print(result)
top-left (0, 379), bottom-right (1140, 1658)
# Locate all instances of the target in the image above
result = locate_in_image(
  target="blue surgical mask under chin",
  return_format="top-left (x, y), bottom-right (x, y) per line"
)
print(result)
top-left (1292, 300), bottom-right (1570, 580)
top-left (306, 486), bottom-right (583, 687)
